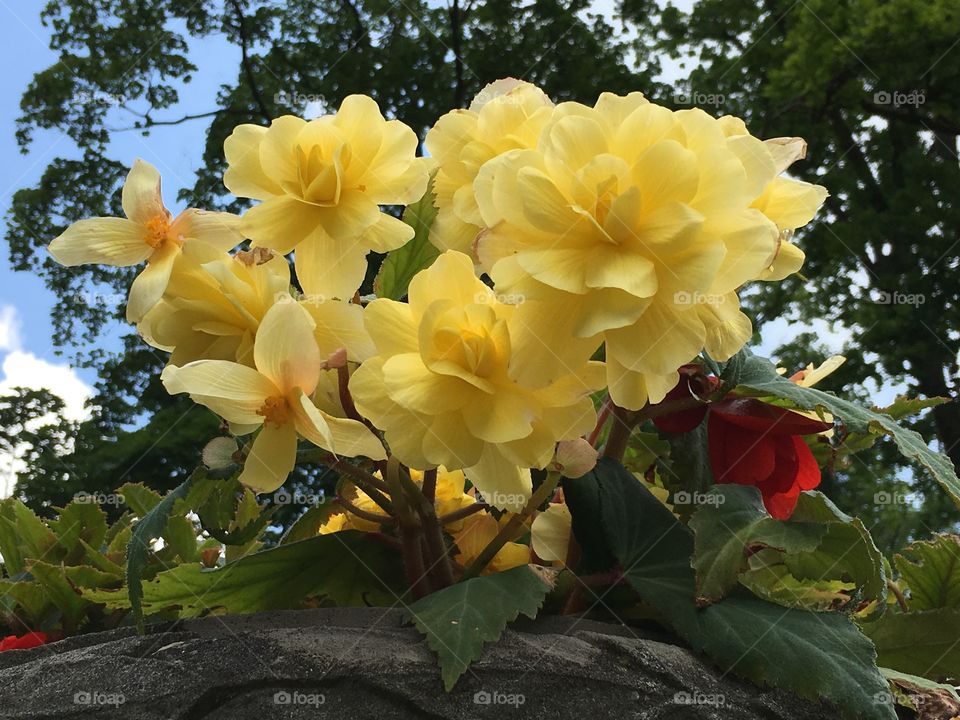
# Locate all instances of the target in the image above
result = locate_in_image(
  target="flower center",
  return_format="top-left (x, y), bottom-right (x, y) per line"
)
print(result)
top-left (143, 215), bottom-right (170, 249)
top-left (257, 396), bottom-right (290, 427)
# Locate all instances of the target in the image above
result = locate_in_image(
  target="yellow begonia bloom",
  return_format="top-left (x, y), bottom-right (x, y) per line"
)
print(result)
top-left (223, 96), bottom-right (432, 300)
top-left (453, 512), bottom-right (529, 575)
top-left (426, 79), bottom-right (554, 255)
top-left (530, 502), bottom-right (571, 562)
top-left (318, 466), bottom-right (476, 534)
top-left (48, 159), bottom-right (241, 323)
top-left (349, 250), bottom-right (604, 511)
top-left (161, 301), bottom-right (385, 492)
top-left (717, 119), bottom-right (828, 281)
top-left (475, 93), bottom-right (824, 410)
top-left (139, 248), bottom-right (291, 367)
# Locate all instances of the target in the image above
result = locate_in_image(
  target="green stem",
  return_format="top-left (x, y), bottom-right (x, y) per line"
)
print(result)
top-left (386, 458), bottom-right (430, 599)
top-left (461, 472), bottom-right (561, 580)
top-left (601, 404), bottom-right (634, 461)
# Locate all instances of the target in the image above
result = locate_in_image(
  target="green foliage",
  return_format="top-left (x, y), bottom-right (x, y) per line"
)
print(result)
top-left (374, 173), bottom-right (440, 301)
top-left (894, 534), bottom-right (960, 611)
top-left (589, 457), bottom-right (895, 720)
top-left (863, 609), bottom-right (960, 681)
top-left (737, 352), bottom-right (960, 509)
top-left (404, 565), bottom-right (552, 690)
top-left (689, 486), bottom-right (826, 604)
top-left (89, 531), bottom-right (406, 617)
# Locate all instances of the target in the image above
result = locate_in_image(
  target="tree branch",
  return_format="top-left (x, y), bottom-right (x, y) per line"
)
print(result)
top-left (228, 0), bottom-right (272, 124)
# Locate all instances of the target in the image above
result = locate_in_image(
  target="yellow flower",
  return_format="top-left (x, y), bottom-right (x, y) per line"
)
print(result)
top-left (717, 119), bottom-right (828, 281)
top-left (318, 466), bottom-right (476, 534)
top-left (48, 159), bottom-right (241, 322)
top-left (223, 96), bottom-right (432, 300)
top-left (349, 250), bottom-right (603, 511)
top-left (161, 301), bottom-right (385, 492)
top-left (139, 248), bottom-right (291, 367)
top-left (530, 502), bottom-right (571, 562)
top-left (453, 512), bottom-right (529, 575)
top-left (474, 94), bottom-right (821, 409)
top-left (426, 79), bottom-right (554, 255)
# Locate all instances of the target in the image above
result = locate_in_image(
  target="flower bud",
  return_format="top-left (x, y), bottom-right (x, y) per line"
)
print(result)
top-left (552, 438), bottom-right (598, 478)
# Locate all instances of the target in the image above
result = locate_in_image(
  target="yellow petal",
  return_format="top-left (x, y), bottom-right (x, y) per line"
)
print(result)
top-left (760, 240), bottom-right (805, 281)
top-left (173, 209), bottom-right (243, 262)
top-left (239, 423), bottom-right (297, 493)
top-left (362, 213), bottom-right (415, 253)
top-left (531, 504), bottom-right (572, 562)
top-left (300, 298), bottom-right (375, 362)
top-left (295, 232), bottom-right (369, 301)
top-left (254, 301), bottom-right (322, 395)
top-left (121, 159), bottom-right (166, 224)
top-left (752, 177), bottom-right (828, 231)
top-left (382, 353), bottom-right (469, 414)
top-left (224, 124), bottom-right (284, 199)
top-left (160, 361), bottom-right (276, 424)
top-left (48, 217), bottom-right (151, 267)
top-left (466, 446), bottom-right (531, 512)
top-left (126, 244), bottom-right (179, 323)
top-left (291, 388), bottom-right (386, 460)
top-left (363, 299), bottom-right (418, 356)
top-left (242, 195), bottom-right (324, 255)
top-left (259, 115), bottom-right (307, 188)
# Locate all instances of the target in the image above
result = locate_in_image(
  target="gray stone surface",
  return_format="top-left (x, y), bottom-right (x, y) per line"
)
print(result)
top-left (0, 608), bottom-right (833, 719)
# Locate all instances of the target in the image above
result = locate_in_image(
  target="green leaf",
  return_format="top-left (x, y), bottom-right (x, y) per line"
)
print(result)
top-left (10, 499), bottom-right (59, 560)
top-left (862, 608), bottom-right (960, 680)
top-left (163, 516), bottom-right (199, 562)
top-left (737, 352), bottom-right (960, 507)
top-left (740, 552), bottom-right (857, 611)
top-left (404, 565), bottom-right (551, 691)
top-left (786, 492), bottom-right (887, 611)
top-left (690, 485), bottom-right (826, 604)
top-left (0, 579), bottom-right (48, 623)
top-left (125, 473), bottom-right (195, 631)
top-left (28, 560), bottom-right (88, 627)
top-left (92, 531), bottom-right (405, 616)
top-left (658, 417), bottom-right (713, 499)
top-left (374, 172), bottom-right (440, 300)
top-left (594, 457), bottom-right (895, 720)
top-left (875, 396), bottom-right (950, 421)
top-left (280, 503), bottom-right (342, 545)
top-left (51, 499), bottom-right (108, 554)
top-left (894, 534), bottom-right (960, 610)
top-left (563, 471), bottom-right (616, 573)
top-left (118, 483), bottom-right (163, 517)
top-left (0, 504), bottom-right (24, 575)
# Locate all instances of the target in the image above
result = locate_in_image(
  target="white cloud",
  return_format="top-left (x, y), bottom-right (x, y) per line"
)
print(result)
top-left (0, 305), bottom-right (94, 496)
top-left (0, 305), bottom-right (22, 353)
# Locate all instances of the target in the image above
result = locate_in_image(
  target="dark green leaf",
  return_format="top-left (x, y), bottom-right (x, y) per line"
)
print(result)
top-left (894, 534), bottom-right (960, 610)
top-left (404, 565), bottom-right (551, 690)
top-left (862, 609), bottom-right (960, 681)
top-left (374, 172), bottom-right (440, 300)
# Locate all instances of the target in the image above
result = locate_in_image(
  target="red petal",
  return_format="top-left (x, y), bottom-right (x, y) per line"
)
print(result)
top-left (711, 398), bottom-right (832, 436)
top-left (764, 485), bottom-right (803, 520)
top-left (709, 413), bottom-right (776, 486)
top-left (793, 436), bottom-right (822, 491)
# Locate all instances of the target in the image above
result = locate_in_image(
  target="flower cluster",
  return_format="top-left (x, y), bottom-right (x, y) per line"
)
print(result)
top-left (47, 79), bottom-right (825, 587)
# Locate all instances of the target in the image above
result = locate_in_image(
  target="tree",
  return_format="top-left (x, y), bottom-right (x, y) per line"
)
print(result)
top-left (4, 0), bottom-right (651, 512)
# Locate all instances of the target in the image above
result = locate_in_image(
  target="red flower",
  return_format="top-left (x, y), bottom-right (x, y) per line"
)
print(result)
top-left (707, 398), bottom-right (831, 519)
top-left (0, 632), bottom-right (50, 652)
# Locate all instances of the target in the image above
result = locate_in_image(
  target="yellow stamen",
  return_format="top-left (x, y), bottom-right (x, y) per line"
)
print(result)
top-left (143, 215), bottom-right (170, 249)
top-left (257, 396), bottom-right (290, 427)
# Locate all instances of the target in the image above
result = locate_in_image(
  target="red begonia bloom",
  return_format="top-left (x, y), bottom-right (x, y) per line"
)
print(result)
top-left (707, 398), bottom-right (831, 519)
top-left (0, 631), bottom-right (49, 652)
